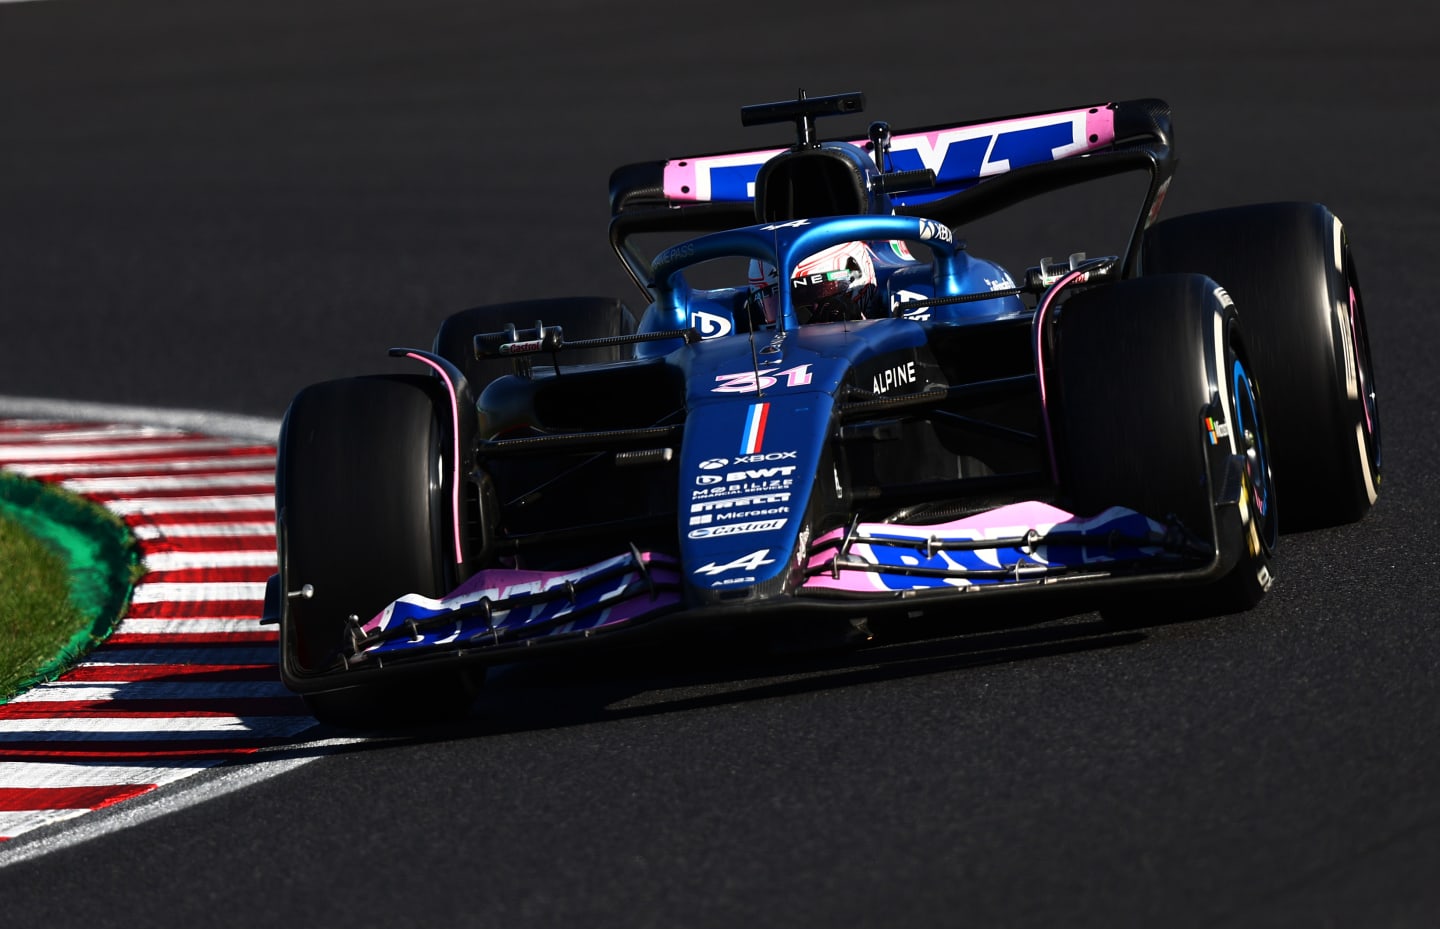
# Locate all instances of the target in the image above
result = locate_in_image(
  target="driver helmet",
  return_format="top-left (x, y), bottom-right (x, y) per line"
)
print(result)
top-left (748, 241), bottom-right (881, 325)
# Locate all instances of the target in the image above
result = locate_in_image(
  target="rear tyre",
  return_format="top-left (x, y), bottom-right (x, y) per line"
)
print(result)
top-left (1143, 202), bottom-right (1380, 529)
top-left (277, 374), bottom-right (478, 728)
top-left (433, 295), bottom-right (638, 391)
top-left (1053, 274), bottom-right (1278, 623)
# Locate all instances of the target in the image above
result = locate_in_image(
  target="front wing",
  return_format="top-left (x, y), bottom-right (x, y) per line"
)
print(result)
top-left (302, 500), bottom-right (1223, 685)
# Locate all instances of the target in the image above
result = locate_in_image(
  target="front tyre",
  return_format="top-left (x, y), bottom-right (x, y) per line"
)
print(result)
top-left (1053, 274), bottom-right (1278, 621)
top-left (276, 374), bottom-right (477, 728)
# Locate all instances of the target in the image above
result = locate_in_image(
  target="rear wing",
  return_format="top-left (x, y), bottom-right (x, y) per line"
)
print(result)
top-left (608, 98), bottom-right (1176, 296)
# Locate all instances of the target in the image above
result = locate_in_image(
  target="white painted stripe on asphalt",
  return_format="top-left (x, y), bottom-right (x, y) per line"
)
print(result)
top-left (0, 762), bottom-right (201, 788)
top-left (0, 439), bottom-right (252, 461)
top-left (142, 550), bottom-right (276, 571)
top-left (130, 581), bottom-right (267, 603)
top-left (111, 618), bottom-right (268, 635)
top-left (2, 454), bottom-right (274, 477)
top-left (0, 810), bottom-right (92, 838)
top-left (0, 717), bottom-right (313, 738)
top-left (61, 472), bottom-right (276, 494)
top-left (0, 425), bottom-right (189, 444)
top-left (0, 420), bottom-right (78, 430)
top-left (103, 494), bottom-right (274, 516)
top-left (130, 522), bottom-right (274, 539)
top-left (9, 681), bottom-right (294, 702)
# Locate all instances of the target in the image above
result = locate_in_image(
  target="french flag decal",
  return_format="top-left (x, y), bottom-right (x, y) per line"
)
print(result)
top-left (740, 402), bottom-right (769, 455)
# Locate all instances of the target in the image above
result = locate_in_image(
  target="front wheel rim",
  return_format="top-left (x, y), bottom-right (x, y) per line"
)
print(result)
top-left (1231, 357), bottom-right (1278, 549)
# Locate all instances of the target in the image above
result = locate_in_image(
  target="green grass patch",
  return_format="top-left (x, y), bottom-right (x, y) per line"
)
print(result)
top-left (0, 473), bottom-right (140, 701)
top-left (0, 513), bottom-right (86, 698)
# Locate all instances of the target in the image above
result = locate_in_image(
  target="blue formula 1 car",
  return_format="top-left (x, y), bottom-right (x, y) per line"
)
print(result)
top-left (266, 92), bottom-right (1381, 727)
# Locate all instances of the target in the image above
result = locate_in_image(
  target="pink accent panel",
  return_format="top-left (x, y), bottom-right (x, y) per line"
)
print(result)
top-left (663, 160), bottom-right (700, 202)
top-left (403, 352), bottom-right (464, 564)
top-left (589, 573), bottom-right (684, 628)
top-left (810, 502), bottom-right (1077, 554)
top-left (446, 555), bottom-right (676, 599)
top-left (662, 147), bottom-right (786, 201)
top-left (803, 545), bottom-right (893, 592)
top-left (1085, 106), bottom-right (1116, 148)
top-left (805, 548), bottom-right (837, 573)
top-left (802, 502), bottom-right (1081, 592)
top-left (803, 577), bottom-right (876, 591)
top-left (824, 502), bottom-right (1078, 544)
top-left (363, 552), bottom-right (679, 633)
top-left (1033, 270), bottom-right (1090, 484)
top-left (896, 501), bottom-right (1077, 533)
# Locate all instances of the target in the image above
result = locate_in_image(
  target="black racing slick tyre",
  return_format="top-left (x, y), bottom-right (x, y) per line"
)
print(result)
top-left (1053, 274), bottom-right (1278, 621)
top-left (433, 295), bottom-right (638, 392)
top-left (276, 374), bottom-right (478, 728)
top-left (1143, 202), bottom-right (1380, 529)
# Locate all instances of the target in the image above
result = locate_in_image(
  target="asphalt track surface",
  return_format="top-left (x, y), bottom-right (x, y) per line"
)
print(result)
top-left (0, 0), bottom-right (1435, 925)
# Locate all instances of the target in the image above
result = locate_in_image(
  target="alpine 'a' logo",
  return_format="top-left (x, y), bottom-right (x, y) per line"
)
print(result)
top-left (693, 549), bottom-right (776, 576)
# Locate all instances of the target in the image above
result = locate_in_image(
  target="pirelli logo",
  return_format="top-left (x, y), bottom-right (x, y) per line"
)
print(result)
top-left (690, 492), bottom-right (791, 513)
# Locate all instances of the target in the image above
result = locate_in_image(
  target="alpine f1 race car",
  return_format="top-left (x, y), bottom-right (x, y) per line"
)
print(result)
top-left (265, 92), bottom-right (1381, 727)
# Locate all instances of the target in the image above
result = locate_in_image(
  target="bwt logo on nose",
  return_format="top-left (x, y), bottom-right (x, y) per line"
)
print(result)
top-left (726, 465), bottom-right (796, 482)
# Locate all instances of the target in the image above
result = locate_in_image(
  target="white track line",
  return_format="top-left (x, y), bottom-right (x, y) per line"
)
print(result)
top-left (0, 439), bottom-right (260, 461)
top-left (0, 426), bottom-right (190, 443)
top-left (103, 494), bottom-right (275, 516)
top-left (0, 717), bottom-right (313, 738)
top-left (3, 455), bottom-right (275, 477)
top-left (110, 618), bottom-right (273, 635)
top-left (0, 762), bottom-right (206, 787)
top-left (61, 473), bottom-right (278, 494)
top-left (130, 582), bottom-right (268, 603)
top-left (131, 522), bottom-right (275, 539)
top-left (142, 551), bottom-right (277, 571)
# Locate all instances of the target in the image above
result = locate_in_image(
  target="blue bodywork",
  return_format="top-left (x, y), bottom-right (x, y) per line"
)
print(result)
top-left (629, 214), bottom-right (1025, 596)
